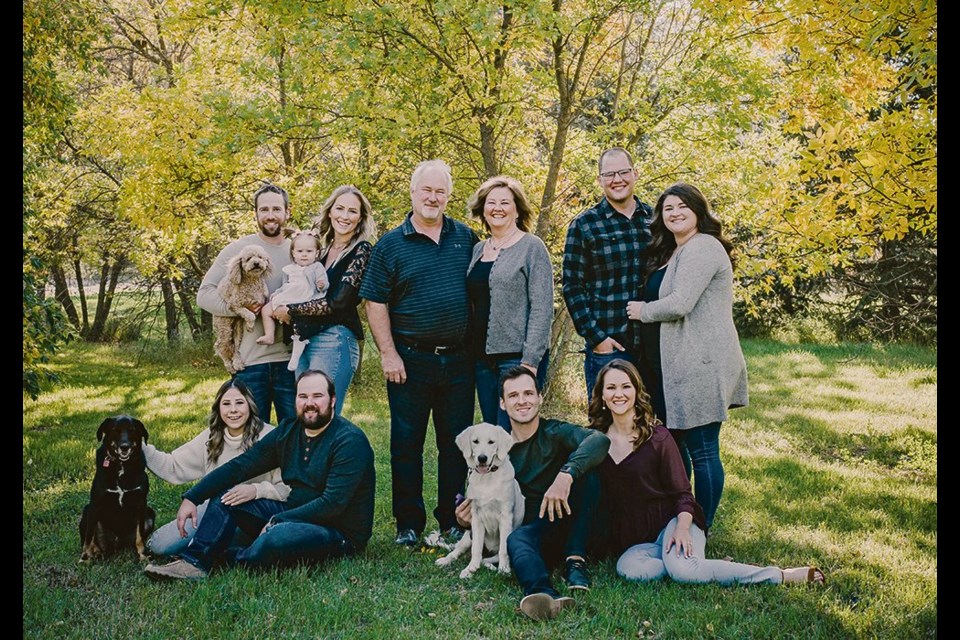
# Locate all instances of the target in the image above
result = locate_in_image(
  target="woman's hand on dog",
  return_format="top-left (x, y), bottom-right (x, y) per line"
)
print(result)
top-left (455, 498), bottom-right (472, 529)
top-left (176, 499), bottom-right (199, 538)
top-left (539, 472), bottom-right (573, 522)
top-left (221, 484), bottom-right (257, 506)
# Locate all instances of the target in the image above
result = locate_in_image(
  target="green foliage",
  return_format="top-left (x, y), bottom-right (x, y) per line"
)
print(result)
top-left (26, 0), bottom-right (937, 351)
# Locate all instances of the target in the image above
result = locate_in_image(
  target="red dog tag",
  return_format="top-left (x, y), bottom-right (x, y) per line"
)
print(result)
top-left (103, 459), bottom-right (110, 468)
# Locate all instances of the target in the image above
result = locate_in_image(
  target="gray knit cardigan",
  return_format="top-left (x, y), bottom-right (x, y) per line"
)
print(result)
top-left (467, 233), bottom-right (554, 366)
top-left (638, 233), bottom-right (748, 429)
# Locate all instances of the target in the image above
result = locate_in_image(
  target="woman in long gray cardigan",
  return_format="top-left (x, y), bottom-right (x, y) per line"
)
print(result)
top-left (626, 183), bottom-right (748, 530)
top-left (466, 176), bottom-right (554, 429)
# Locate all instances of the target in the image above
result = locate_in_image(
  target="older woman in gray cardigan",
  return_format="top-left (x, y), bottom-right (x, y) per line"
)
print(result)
top-left (466, 176), bottom-right (554, 429)
top-left (627, 183), bottom-right (747, 530)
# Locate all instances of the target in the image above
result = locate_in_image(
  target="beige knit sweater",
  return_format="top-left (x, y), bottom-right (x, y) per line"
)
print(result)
top-left (144, 424), bottom-right (290, 501)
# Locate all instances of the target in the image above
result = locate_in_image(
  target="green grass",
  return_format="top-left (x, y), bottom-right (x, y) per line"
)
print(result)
top-left (24, 338), bottom-right (937, 639)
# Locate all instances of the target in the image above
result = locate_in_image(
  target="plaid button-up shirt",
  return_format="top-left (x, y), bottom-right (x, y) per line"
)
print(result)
top-left (561, 196), bottom-right (653, 352)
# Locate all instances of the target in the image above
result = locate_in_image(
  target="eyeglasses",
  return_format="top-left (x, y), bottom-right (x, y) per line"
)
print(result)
top-left (600, 168), bottom-right (635, 181)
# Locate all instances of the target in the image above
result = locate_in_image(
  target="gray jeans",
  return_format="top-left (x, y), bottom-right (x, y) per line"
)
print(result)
top-left (147, 501), bottom-right (209, 557)
top-left (616, 516), bottom-right (783, 585)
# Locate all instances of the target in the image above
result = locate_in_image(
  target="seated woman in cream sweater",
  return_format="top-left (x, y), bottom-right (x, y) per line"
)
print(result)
top-left (144, 379), bottom-right (290, 556)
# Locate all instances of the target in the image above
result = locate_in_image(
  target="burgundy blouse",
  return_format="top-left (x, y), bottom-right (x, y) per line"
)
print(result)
top-left (599, 424), bottom-right (707, 555)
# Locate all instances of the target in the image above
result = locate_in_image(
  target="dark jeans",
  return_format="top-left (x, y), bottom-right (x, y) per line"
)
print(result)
top-left (179, 495), bottom-right (353, 572)
top-left (233, 361), bottom-right (296, 424)
top-left (670, 422), bottom-right (724, 529)
top-left (583, 346), bottom-right (639, 400)
top-left (388, 343), bottom-right (475, 534)
top-left (475, 352), bottom-right (549, 431)
top-left (506, 470), bottom-right (600, 597)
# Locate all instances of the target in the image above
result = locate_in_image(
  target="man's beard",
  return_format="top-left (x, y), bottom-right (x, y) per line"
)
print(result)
top-left (258, 220), bottom-right (283, 238)
top-left (299, 403), bottom-right (333, 429)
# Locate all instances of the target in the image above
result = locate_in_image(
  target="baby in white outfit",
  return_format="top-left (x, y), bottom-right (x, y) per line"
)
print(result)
top-left (258, 231), bottom-right (329, 370)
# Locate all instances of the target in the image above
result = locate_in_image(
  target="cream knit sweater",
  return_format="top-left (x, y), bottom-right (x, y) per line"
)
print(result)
top-left (144, 424), bottom-right (290, 501)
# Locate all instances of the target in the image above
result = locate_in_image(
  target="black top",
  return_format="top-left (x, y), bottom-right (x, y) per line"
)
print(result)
top-left (360, 214), bottom-right (479, 345)
top-left (640, 265), bottom-right (666, 374)
top-left (183, 415), bottom-right (376, 551)
top-left (467, 259), bottom-right (523, 361)
top-left (510, 419), bottom-right (610, 524)
top-left (288, 241), bottom-right (372, 342)
top-left (639, 265), bottom-right (667, 422)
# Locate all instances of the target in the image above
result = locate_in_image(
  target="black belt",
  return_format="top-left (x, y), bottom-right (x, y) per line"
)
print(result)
top-left (394, 335), bottom-right (466, 355)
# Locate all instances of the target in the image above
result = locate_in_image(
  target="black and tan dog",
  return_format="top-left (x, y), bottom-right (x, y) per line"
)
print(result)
top-left (79, 415), bottom-right (156, 562)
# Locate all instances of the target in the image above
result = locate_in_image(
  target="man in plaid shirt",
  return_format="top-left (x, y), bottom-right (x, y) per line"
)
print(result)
top-left (562, 147), bottom-right (653, 395)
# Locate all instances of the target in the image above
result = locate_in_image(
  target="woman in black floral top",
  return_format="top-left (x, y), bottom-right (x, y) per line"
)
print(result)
top-left (274, 185), bottom-right (377, 415)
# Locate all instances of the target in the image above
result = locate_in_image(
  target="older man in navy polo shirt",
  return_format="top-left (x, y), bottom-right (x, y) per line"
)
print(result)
top-left (360, 159), bottom-right (479, 547)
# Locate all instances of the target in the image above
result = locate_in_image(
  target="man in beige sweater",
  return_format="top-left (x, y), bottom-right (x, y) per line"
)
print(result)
top-left (197, 184), bottom-right (296, 423)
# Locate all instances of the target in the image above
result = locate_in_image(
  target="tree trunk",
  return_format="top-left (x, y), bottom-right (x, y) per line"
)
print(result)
top-left (88, 254), bottom-right (125, 341)
top-left (72, 255), bottom-right (89, 334)
top-left (50, 263), bottom-right (81, 330)
top-left (160, 276), bottom-right (180, 342)
top-left (543, 305), bottom-right (577, 403)
top-left (535, 108), bottom-right (573, 240)
top-left (174, 278), bottom-right (202, 340)
top-left (478, 118), bottom-right (500, 177)
top-left (200, 309), bottom-right (212, 335)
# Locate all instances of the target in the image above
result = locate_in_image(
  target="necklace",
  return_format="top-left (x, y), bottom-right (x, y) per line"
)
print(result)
top-left (488, 227), bottom-right (521, 251)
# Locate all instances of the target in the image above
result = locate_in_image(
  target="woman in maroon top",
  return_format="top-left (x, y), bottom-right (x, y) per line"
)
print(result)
top-left (589, 359), bottom-right (824, 585)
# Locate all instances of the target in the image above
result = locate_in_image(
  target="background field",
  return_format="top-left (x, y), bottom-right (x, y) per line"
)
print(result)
top-left (23, 338), bottom-right (936, 639)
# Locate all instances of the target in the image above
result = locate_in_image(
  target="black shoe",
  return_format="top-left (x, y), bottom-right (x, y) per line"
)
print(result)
top-left (394, 529), bottom-right (419, 547)
top-left (563, 558), bottom-right (591, 591)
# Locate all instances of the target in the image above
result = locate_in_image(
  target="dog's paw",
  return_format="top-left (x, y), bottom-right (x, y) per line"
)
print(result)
top-left (459, 565), bottom-right (479, 579)
top-left (497, 563), bottom-right (512, 575)
top-left (435, 556), bottom-right (454, 567)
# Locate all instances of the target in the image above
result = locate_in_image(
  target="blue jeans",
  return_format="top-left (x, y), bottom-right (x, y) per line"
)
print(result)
top-left (475, 352), bottom-right (549, 430)
top-left (179, 495), bottom-right (353, 572)
top-left (388, 343), bottom-right (475, 534)
top-left (233, 361), bottom-right (296, 424)
top-left (506, 470), bottom-right (600, 597)
top-left (670, 422), bottom-right (724, 530)
top-left (583, 346), bottom-right (639, 400)
top-left (296, 325), bottom-right (361, 416)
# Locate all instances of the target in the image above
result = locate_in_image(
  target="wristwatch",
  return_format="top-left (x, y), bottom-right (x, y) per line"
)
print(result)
top-left (559, 463), bottom-right (575, 477)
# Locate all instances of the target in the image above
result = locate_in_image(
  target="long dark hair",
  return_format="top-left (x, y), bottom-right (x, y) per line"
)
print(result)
top-left (206, 379), bottom-right (265, 465)
top-left (587, 359), bottom-right (658, 450)
top-left (645, 183), bottom-right (735, 275)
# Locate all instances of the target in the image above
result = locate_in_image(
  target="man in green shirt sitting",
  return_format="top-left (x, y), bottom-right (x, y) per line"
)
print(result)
top-left (144, 370), bottom-right (376, 580)
top-left (456, 365), bottom-right (609, 621)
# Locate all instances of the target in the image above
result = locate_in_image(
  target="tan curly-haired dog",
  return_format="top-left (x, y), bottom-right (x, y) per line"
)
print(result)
top-left (212, 245), bottom-right (272, 374)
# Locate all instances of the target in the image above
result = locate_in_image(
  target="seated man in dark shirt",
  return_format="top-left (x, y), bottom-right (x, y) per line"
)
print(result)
top-left (456, 366), bottom-right (610, 621)
top-left (144, 369), bottom-right (376, 580)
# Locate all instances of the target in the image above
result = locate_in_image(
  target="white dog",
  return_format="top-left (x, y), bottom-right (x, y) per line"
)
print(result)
top-left (212, 245), bottom-right (272, 374)
top-left (436, 422), bottom-right (525, 579)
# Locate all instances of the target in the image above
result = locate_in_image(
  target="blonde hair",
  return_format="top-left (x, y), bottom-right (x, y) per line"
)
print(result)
top-left (312, 185), bottom-right (377, 246)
